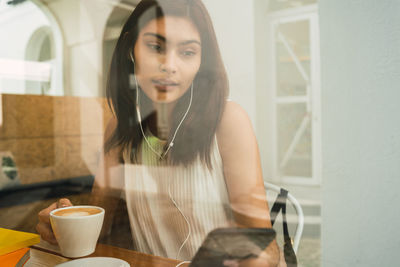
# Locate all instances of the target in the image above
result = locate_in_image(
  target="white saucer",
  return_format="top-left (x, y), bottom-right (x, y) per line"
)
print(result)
top-left (55, 257), bottom-right (130, 267)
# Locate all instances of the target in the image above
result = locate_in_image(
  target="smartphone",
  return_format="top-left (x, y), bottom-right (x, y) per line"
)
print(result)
top-left (189, 228), bottom-right (276, 267)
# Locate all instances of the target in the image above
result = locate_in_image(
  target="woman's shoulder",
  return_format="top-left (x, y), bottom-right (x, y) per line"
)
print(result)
top-left (218, 101), bottom-right (253, 134)
top-left (216, 101), bottom-right (255, 147)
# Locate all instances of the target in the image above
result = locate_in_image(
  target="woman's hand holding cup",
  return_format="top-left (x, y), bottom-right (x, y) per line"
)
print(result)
top-left (36, 198), bottom-right (73, 245)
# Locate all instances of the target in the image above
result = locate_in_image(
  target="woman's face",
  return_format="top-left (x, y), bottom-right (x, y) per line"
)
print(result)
top-left (133, 16), bottom-right (202, 103)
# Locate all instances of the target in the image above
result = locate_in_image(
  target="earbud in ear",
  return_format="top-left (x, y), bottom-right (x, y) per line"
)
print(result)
top-left (129, 51), bottom-right (135, 64)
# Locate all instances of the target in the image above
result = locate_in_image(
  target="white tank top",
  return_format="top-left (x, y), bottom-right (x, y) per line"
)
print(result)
top-left (123, 132), bottom-right (234, 260)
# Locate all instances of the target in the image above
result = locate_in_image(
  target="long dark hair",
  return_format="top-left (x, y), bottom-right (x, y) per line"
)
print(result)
top-left (105, 0), bottom-right (228, 168)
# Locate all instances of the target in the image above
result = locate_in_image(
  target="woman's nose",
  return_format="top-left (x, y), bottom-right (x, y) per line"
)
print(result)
top-left (159, 52), bottom-right (177, 74)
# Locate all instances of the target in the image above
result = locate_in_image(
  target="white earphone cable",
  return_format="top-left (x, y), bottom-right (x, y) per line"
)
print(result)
top-left (175, 261), bottom-right (191, 267)
top-left (134, 73), bottom-right (193, 159)
top-left (131, 54), bottom-right (192, 266)
top-left (168, 179), bottom-right (192, 261)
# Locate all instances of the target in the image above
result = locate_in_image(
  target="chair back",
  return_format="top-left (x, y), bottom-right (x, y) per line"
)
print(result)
top-left (264, 182), bottom-right (304, 253)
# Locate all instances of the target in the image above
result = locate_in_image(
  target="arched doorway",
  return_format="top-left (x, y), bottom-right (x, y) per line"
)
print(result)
top-left (25, 26), bottom-right (54, 94)
top-left (0, 0), bottom-right (64, 95)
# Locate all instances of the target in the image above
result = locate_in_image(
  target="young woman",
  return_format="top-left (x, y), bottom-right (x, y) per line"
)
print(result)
top-left (37, 0), bottom-right (282, 265)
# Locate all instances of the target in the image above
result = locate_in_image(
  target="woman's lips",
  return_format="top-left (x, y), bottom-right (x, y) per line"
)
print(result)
top-left (154, 85), bottom-right (176, 92)
top-left (152, 79), bottom-right (179, 92)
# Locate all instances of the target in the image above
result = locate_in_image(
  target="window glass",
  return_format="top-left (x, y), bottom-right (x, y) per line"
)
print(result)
top-left (0, 1), bottom-right (321, 266)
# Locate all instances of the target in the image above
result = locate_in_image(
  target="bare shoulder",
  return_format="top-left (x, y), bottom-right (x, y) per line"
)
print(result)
top-left (216, 102), bottom-right (263, 205)
top-left (217, 101), bottom-right (254, 139)
top-left (216, 101), bottom-right (257, 158)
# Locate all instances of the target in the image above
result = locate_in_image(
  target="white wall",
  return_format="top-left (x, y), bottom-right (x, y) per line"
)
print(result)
top-left (44, 0), bottom-right (114, 96)
top-left (320, 0), bottom-right (400, 266)
top-left (202, 0), bottom-right (257, 129)
top-left (0, 1), bottom-right (50, 94)
top-left (253, 0), bottom-right (273, 181)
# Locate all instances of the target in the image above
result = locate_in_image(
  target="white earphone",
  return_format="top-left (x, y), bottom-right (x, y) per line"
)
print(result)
top-left (129, 51), bottom-right (193, 160)
top-left (129, 52), bottom-right (192, 265)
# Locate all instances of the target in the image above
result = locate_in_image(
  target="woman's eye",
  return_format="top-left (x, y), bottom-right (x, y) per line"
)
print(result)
top-left (181, 50), bottom-right (196, 57)
top-left (147, 43), bottom-right (162, 52)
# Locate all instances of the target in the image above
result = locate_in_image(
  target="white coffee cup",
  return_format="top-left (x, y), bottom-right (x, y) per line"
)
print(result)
top-left (50, 205), bottom-right (105, 258)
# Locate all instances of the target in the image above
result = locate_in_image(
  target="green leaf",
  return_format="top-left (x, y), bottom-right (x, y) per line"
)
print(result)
top-left (2, 156), bottom-right (16, 167)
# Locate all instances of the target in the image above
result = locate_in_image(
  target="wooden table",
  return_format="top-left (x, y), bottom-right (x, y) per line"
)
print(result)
top-left (29, 243), bottom-right (182, 267)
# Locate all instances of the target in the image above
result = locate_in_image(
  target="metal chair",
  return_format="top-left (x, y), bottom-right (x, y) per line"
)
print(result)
top-left (264, 181), bottom-right (304, 253)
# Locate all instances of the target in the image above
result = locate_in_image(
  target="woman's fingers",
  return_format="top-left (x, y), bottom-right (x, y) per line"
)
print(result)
top-left (57, 198), bottom-right (72, 209)
top-left (38, 198), bottom-right (73, 224)
top-left (36, 221), bottom-right (57, 245)
top-left (36, 198), bottom-right (73, 245)
top-left (38, 202), bottom-right (58, 224)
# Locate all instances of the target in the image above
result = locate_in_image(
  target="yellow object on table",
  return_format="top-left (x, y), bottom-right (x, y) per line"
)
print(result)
top-left (0, 228), bottom-right (40, 255)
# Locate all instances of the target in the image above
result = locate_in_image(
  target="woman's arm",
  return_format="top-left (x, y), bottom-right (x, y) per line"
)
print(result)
top-left (217, 101), bottom-right (271, 227)
top-left (217, 101), bottom-right (282, 266)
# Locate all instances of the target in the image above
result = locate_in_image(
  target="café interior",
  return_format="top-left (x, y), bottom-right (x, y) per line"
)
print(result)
top-left (0, 0), bottom-right (399, 266)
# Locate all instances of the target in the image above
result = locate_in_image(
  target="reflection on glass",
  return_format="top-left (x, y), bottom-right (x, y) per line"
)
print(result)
top-left (98, 0), bottom-right (275, 262)
top-left (0, 0), bottom-right (57, 95)
top-left (0, 0), bottom-right (322, 266)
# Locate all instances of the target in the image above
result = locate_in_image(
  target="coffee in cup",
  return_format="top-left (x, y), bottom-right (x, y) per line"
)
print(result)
top-left (53, 207), bottom-right (102, 217)
top-left (50, 205), bottom-right (104, 258)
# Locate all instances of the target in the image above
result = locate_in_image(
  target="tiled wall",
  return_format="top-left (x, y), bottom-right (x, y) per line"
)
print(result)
top-left (0, 94), bottom-right (113, 184)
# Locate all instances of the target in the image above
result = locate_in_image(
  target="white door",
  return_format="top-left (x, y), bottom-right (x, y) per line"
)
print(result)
top-left (269, 5), bottom-right (321, 185)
